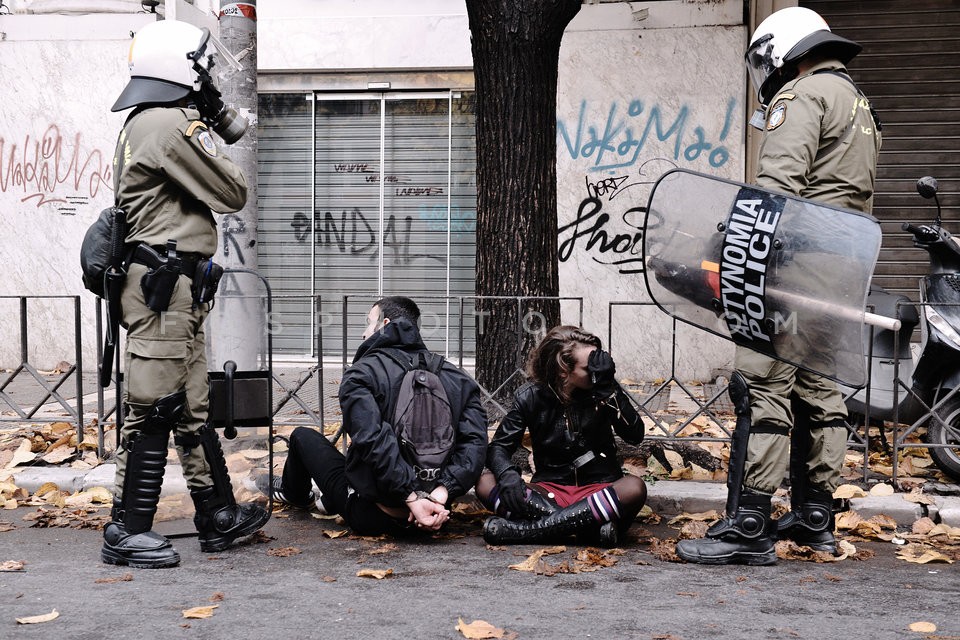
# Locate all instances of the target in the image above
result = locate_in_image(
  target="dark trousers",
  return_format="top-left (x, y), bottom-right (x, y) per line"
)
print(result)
top-left (282, 427), bottom-right (413, 537)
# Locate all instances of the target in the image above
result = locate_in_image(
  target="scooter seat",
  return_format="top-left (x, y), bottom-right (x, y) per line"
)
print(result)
top-left (866, 285), bottom-right (920, 332)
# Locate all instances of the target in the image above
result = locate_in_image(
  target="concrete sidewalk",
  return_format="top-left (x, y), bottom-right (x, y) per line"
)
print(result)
top-left (7, 462), bottom-right (960, 528)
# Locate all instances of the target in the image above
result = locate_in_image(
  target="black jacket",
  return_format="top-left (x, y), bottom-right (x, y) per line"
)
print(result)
top-left (487, 382), bottom-right (644, 486)
top-left (338, 318), bottom-right (487, 506)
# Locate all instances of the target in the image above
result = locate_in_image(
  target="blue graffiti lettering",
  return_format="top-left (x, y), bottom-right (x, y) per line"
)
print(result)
top-left (558, 97), bottom-right (737, 172)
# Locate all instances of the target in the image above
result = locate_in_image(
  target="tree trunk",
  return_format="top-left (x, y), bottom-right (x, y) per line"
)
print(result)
top-left (466, 0), bottom-right (581, 401)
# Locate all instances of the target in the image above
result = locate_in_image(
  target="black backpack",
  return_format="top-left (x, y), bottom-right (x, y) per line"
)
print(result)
top-left (80, 207), bottom-right (123, 299)
top-left (380, 348), bottom-right (455, 489)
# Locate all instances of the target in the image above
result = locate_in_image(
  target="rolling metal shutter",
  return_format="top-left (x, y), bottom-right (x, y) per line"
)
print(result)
top-left (257, 92), bottom-right (477, 359)
top-left (802, 0), bottom-right (960, 300)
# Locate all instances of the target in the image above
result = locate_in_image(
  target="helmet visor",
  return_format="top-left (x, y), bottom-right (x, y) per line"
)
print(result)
top-left (190, 27), bottom-right (243, 74)
top-left (745, 34), bottom-right (776, 102)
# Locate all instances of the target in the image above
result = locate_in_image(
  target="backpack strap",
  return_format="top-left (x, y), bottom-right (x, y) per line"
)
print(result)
top-left (377, 347), bottom-right (417, 372)
top-left (378, 347), bottom-right (445, 374)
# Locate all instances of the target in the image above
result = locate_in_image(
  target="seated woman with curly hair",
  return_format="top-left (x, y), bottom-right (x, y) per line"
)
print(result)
top-left (476, 325), bottom-right (646, 547)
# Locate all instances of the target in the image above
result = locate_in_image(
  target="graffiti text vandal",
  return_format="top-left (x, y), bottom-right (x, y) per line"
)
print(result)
top-left (0, 125), bottom-right (111, 207)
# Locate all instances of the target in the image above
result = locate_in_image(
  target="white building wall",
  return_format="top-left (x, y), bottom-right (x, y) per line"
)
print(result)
top-left (557, 1), bottom-right (743, 381)
top-left (0, 12), bottom-right (156, 369)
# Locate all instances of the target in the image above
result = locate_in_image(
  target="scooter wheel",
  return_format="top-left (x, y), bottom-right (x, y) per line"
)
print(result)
top-left (927, 395), bottom-right (960, 482)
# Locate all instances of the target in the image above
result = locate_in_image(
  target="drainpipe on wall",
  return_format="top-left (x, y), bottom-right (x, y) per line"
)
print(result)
top-left (207, 0), bottom-right (260, 371)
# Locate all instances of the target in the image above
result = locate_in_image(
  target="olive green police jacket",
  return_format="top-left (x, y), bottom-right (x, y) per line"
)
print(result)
top-left (113, 107), bottom-right (247, 257)
top-left (756, 59), bottom-right (882, 213)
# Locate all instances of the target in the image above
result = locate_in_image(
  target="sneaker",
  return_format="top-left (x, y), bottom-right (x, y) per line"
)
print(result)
top-left (254, 474), bottom-right (315, 509)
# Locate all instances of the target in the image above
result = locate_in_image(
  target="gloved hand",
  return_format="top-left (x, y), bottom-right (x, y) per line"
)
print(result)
top-left (496, 469), bottom-right (528, 517)
top-left (588, 349), bottom-right (616, 387)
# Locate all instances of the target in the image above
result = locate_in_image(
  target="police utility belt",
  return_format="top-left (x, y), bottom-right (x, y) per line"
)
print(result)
top-left (126, 239), bottom-right (224, 313)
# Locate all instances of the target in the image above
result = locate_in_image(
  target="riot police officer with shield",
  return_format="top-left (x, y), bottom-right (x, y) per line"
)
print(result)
top-left (677, 7), bottom-right (881, 565)
top-left (100, 19), bottom-right (267, 568)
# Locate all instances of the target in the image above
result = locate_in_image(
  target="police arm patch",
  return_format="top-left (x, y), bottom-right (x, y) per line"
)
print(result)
top-left (197, 130), bottom-right (218, 157)
top-left (766, 101), bottom-right (787, 131)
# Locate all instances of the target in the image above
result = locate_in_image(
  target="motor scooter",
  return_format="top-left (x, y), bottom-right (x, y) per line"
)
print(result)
top-left (843, 176), bottom-right (960, 481)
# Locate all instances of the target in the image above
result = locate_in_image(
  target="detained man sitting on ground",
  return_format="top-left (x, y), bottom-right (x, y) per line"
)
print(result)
top-left (256, 296), bottom-right (488, 536)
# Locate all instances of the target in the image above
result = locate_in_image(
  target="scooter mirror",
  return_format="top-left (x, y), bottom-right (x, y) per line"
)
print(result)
top-left (917, 176), bottom-right (939, 199)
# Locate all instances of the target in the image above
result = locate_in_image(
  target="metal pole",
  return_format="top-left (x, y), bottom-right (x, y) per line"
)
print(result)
top-left (209, 1), bottom-right (260, 371)
top-left (73, 297), bottom-right (84, 448)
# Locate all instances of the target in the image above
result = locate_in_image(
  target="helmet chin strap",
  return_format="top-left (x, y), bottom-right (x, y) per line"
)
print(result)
top-left (761, 66), bottom-right (798, 106)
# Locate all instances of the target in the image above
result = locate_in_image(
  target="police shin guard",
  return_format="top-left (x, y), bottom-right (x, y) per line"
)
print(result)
top-left (191, 425), bottom-right (269, 552)
top-left (776, 487), bottom-right (837, 553)
top-left (101, 392), bottom-right (185, 569)
top-left (674, 373), bottom-right (776, 565)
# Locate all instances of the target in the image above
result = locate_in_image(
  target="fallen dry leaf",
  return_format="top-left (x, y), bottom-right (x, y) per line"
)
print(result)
top-left (456, 617), bottom-right (505, 639)
top-left (356, 568), bottom-right (393, 579)
top-left (6, 439), bottom-right (36, 468)
top-left (775, 540), bottom-right (854, 563)
top-left (210, 592), bottom-right (225, 602)
top-left (322, 576), bottom-right (336, 582)
top-left (908, 621), bottom-right (937, 633)
top-left (649, 537), bottom-right (681, 563)
top-left (896, 545), bottom-right (953, 565)
top-left (41, 445), bottom-right (74, 465)
top-left (836, 510), bottom-right (864, 531)
top-left (266, 547), bottom-right (302, 557)
top-left (34, 482), bottom-right (60, 497)
top-left (903, 492), bottom-right (936, 506)
top-left (508, 546), bottom-right (566, 572)
top-left (94, 573), bottom-right (133, 584)
top-left (16, 609), bottom-right (59, 624)
top-left (0, 560), bottom-right (26, 571)
top-left (833, 484), bottom-right (868, 499)
top-left (679, 520), bottom-right (709, 540)
top-left (668, 510), bottom-right (720, 525)
top-left (913, 517), bottom-right (937, 536)
top-left (925, 523), bottom-right (960, 540)
top-left (366, 543), bottom-right (398, 556)
top-left (574, 548), bottom-right (619, 570)
top-left (322, 529), bottom-right (348, 539)
top-left (182, 605), bottom-right (219, 619)
top-left (869, 483), bottom-right (894, 497)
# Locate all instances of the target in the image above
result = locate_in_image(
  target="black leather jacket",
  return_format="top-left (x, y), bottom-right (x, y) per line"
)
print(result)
top-left (487, 381), bottom-right (644, 486)
top-left (338, 318), bottom-right (488, 506)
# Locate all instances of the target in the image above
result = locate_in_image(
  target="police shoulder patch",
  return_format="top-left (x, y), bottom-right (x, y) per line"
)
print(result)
top-left (766, 101), bottom-right (788, 131)
top-left (197, 130), bottom-right (218, 157)
top-left (185, 121), bottom-right (207, 137)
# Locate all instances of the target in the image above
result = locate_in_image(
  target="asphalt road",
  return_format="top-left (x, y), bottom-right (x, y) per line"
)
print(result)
top-left (2, 506), bottom-right (958, 640)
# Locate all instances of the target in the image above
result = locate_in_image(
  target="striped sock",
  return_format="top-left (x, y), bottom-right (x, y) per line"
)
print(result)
top-left (586, 487), bottom-right (621, 524)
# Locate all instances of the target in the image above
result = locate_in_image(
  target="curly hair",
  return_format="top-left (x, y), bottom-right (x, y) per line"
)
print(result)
top-left (525, 325), bottom-right (602, 404)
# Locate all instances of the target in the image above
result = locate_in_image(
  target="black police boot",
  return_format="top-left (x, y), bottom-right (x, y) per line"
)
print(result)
top-left (776, 488), bottom-right (837, 553)
top-left (483, 498), bottom-right (617, 547)
top-left (191, 486), bottom-right (270, 553)
top-left (101, 430), bottom-right (180, 569)
top-left (675, 491), bottom-right (776, 565)
top-left (192, 425), bottom-right (268, 552)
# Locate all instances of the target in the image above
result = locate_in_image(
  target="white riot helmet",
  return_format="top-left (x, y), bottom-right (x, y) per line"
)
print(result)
top-left (112, 20), bottom-right (248, 144)
top-left (745, 7), bottom-right (861, 106)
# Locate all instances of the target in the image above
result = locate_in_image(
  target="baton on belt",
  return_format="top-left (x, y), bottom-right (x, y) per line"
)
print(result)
top-left (99, 208), bottom-right (128, 388)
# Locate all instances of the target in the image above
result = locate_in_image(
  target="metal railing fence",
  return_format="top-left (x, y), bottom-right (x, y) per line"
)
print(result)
top-left (2, 289), bottom-right (958, 484)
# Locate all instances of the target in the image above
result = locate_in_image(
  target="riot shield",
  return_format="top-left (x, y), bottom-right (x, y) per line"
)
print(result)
top-left (643, 169), bottom-right (882, 387)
